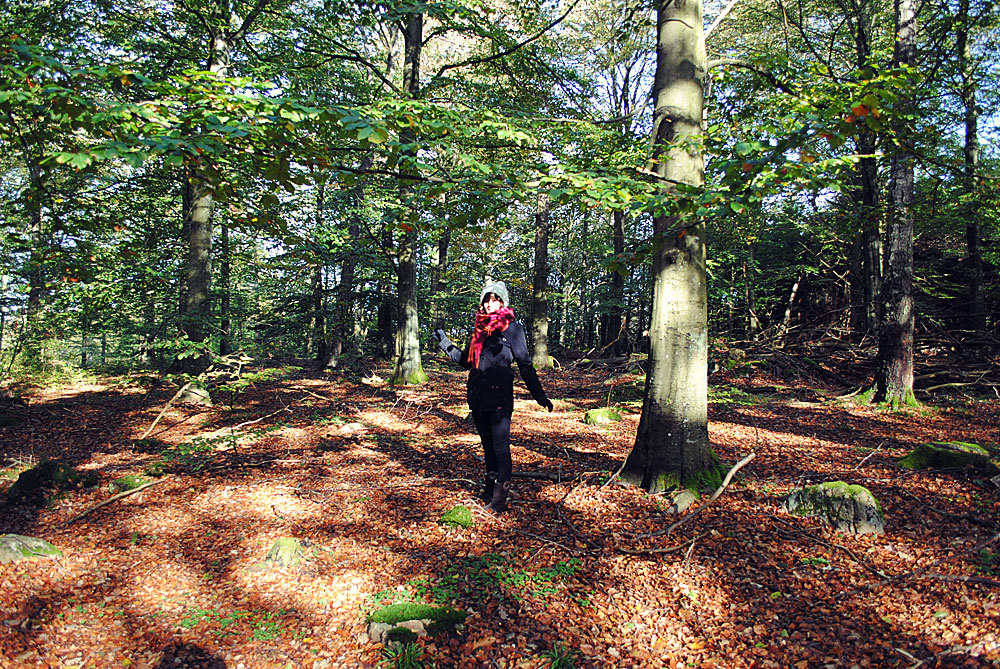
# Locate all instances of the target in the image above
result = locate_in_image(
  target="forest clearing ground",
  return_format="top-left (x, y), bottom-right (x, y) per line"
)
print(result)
top-left (1, 355), bottom-right (999, 668)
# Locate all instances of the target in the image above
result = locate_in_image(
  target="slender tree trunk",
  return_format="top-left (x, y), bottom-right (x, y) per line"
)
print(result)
top-left (310, 263), bottom-right (324, 361)
top-left (958, 0), bottom-right (985, 333)
top-left (0, 275), bottom-right (7, 356)
top-left (430, 227), bottom-right (450, 339)
top-left (874, 0), bottom-right (917, 408)
top-left (579, 216), bottom-right (589, 348)
top-left (621, 0), bottom-right (716, 493)
top-left (777, 273), bottom-right (804, 347)
top-left (23, 157), bottom-right (47, 367)
top-left (601, 211), bottom-right (626, 354)
top-left (179, 6), bottom-right (234, 379)
top-left (532, 192), bottom-right (552, 368)
top-left (745, 245), bottom-right (759, 339)
top-left (219, 222), bottom-right (232, 356)
top-left (391, 12), bottom-right (427, 385)
top-left (376, 227), bottom-right (395, 361)
top-left (842, 1), bottom-right (881, 340)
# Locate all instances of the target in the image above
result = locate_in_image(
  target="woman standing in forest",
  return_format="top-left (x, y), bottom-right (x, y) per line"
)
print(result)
top-left (432, 281), bottom-right (554, 513)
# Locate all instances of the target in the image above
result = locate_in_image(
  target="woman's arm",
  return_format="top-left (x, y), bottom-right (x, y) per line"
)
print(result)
top-left (508, 324), bottom-right (553, 410)
top-left (434, 329), bottom-right (472, 369)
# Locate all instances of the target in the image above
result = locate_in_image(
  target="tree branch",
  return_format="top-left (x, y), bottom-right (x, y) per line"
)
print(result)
top-left (434, 0), bottom-right (583, 79)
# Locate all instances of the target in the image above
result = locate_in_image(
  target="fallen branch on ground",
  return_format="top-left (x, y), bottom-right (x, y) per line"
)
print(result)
top-left (62, 478), bottom-right (169, 526)
top-left (634, 451), bottom-right (757, 541)
top-left (140, 382), bottom-right (192, 440)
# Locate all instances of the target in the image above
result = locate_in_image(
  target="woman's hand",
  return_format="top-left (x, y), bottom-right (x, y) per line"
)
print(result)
top-left (540, 399), bottom-right (554, 412)
top-left (431, 329), bottom-right (445, 342)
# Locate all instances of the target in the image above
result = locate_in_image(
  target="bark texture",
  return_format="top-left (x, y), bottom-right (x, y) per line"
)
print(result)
top-left (874, 0), bottom-right (917, 407)
top-left (531, 193), bottom-right (552, 368)
top-left (391, 12), bottom-right (427, 385)
top-left (621, 0), bottom-right (716, 493)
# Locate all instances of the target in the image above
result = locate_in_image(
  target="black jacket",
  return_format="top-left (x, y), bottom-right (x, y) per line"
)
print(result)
top-left (442, 321), bottom-right (549, 413)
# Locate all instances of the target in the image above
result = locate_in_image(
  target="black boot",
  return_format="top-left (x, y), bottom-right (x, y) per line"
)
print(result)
top-left (486, 479), bottom-right (510, 513)
top-left (480, 472), bottom-right (497, 503)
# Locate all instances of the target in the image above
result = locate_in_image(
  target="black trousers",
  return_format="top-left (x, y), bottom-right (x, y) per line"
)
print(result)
top-left (472, 410), bottom-right (512, 484)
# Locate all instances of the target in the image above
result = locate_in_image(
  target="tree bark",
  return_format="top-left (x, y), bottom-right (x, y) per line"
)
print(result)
top-left (745, 245), bottom-right (759, 339)
top-left (873, 0), bottom-right (917, 408)
top-left (23, 157), bottom-right (47, 366)
top-left (179, 2), bottom-right (235, 377)
top-left (390, 12), bottom-right (427, 385)
top-left (219, 222), bottom-right (232, 356)
top-left (532, 192), bottom-right (552, 368)
top-left (842, 0), bottom-right (881, 340)
top-left (621, 0), bottom-right (716, 493)
top-left (958, 0), bottom-right (985, 333)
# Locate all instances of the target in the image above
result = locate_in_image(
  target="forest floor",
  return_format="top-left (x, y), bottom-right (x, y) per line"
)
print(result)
top-left (1, 347), bottom-right (999, 669)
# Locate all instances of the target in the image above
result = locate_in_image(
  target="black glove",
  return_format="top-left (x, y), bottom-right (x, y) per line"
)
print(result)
top-left (541, 399), bottom-right (554, 412)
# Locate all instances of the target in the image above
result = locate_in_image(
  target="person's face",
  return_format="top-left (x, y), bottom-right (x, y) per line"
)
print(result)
top-left (482, 293), bottom-right (504, 314)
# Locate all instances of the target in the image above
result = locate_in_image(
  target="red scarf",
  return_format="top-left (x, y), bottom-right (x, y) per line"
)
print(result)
top-left (468, 306), bottom-right (514, 368)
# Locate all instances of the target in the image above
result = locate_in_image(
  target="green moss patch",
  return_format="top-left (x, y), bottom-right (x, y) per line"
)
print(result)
top-left (109, 475), bottom-right (151, 494)
top-left (367, 603), bottom-right (467, 635)
top-left (384, 626), bottom-right (418, 645)
top-left (438, 505), bottom-right (473, 528)
top-left (898, 442), bottom-right (998, 474)
top-left (583, 408), bottom-right (622, 425)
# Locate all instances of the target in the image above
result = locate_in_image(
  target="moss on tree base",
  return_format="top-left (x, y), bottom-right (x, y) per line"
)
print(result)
top-left (620, 451), bottom-right (724, 496)
top-left (390, 369), bottom-right (429, 386)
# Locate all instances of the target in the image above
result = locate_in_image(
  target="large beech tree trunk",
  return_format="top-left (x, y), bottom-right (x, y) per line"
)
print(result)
top-left (621, 0), bottom-right (716, 493)
top-left (179, 2), bottom-right (232, 377)
top-left (531, 193), bottom-right (552, 368)
top-left (874, 0), bottom-right (917, 407)
top-left (390, 12), bottom-right (427, 385)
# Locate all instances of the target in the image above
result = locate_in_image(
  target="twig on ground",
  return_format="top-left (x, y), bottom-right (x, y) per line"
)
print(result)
top-left (62, 478), bottom-right (169, 526)
top-left (227, 405), bottom-right (292, 432)
top-left (140, 382), bottom-right (192, 439)
top-left (854, 441), bottom-right (885, 470)
top-left (634, 452), bottom-right (757, 541)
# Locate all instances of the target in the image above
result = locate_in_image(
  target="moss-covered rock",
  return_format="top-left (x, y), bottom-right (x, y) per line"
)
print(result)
top-left (7, 460), bottom-right (97, 503)
top-left (108, 475), bottom-right (151, 494)
top-left (583, 408), bottom-right (622, 425)
top-left (783, 481), bottom-right (884, 535)
top-left (898, 442), bottom-right (999, 474)
top-left (0, 534), bottom-right (62, 564)
top-left (267, 537), bottom-right (304, 566)
top-left (367, 603), bottom-right (467, 636)
top-left (438, 505), bottom-right (474, 528)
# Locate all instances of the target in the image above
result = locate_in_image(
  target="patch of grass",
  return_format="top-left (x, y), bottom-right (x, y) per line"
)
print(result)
top-left (976, 549), bottom-right (999, 577)
top-left (541, 642), bottom-right (579, 668)
top-left (157, 423), bottom-right (284, 470)
top-left (175, 605), bottom-right (292, 640)
top-left (366, 554), bottom-right (587, 610)
top-left (378, 642), bottom-right (430, 669)
top-left (708, 385), bottom-right (760, 406)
